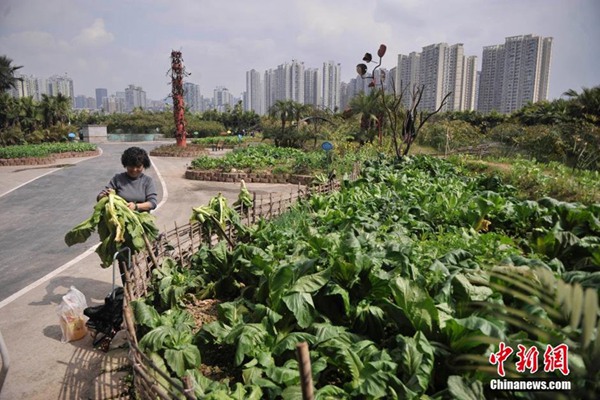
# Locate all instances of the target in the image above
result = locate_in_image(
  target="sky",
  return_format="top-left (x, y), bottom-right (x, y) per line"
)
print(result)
top-left (1, 0), bottom-right (598, 102)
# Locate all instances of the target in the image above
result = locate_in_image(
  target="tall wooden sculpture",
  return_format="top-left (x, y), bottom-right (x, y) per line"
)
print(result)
top-left (170, 50), bottom-right (188, 147)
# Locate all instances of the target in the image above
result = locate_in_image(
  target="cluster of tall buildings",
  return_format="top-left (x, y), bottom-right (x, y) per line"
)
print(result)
top-left (242, 33), bottom-right (552, 115)
top-left (7, 33), bottom-right (553, 116)
top-left (244, 60), bottom-right (342, 115)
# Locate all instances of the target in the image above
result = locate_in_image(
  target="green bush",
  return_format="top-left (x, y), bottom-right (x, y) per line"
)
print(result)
top-left (417, 120), bottom-right (482, 152)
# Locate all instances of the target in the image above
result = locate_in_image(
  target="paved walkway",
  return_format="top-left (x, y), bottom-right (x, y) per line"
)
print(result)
top-left (0, 143), bottom-right (299, 399)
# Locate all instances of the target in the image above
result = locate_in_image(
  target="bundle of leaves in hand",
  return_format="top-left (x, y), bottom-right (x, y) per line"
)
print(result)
top-left (64, 190), bottom-right (159, 268)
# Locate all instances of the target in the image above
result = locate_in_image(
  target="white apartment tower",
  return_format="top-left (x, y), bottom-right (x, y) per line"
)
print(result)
top-left (322, 61), bottom-right (341, 112)
top-left (47, 74), bottom-right (75, 105)
top-left (245, 69), bottom-right (264, 115)
top-left (396, 43), bottom-right (477, 112)
top-left (124, 84), bottom-right (146, 112)
top-left (10, 74), bottom-right (47, 101)
top-left (304, 68), bottom-right (321, 107)
top-left (419, 43), bottom-right (446, 112)
top-left (213, 86), bottom-right (233, 112)
top-left (183, 82), bottom-right (201, 112)
top-left (478, 34), bottom-right (553, 114)
top-left (264, 69), bottom-right (277, 114)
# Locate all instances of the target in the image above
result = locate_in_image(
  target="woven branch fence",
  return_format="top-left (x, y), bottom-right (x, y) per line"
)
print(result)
top-left (121, 167), bottom-right (359, 399)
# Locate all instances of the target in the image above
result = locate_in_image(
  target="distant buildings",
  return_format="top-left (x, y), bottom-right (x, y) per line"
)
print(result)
top-left (124, 84), bottom-right (147, 112)
top-left (183, 82), bottom-right (201, 112)
top-left (395, 43), bottom-right (478, 112)
top-left (245, 69), bottom-right (264, 115)
top-left (213, 86), bottom-right (233, 112)
top-left (95, 88), bottom-right (107, 110)
top-left (5, 33), bottom-right (552, 116)
top-left (244, 59), bottom-right (341, 115)
top-left (478, 34), bottom-right (553, 114)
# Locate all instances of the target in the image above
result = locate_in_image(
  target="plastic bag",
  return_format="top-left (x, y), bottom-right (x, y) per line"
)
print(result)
top-left (56, 286), bottom-right (89, 343)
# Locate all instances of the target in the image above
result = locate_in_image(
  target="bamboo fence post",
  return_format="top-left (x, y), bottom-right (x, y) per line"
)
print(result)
top-left (252, 192), bottom-right (257, 224)
top-left (296, 342), bottom-right (314, 400)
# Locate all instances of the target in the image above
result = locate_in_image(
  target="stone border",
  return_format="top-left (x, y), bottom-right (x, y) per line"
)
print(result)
top-left (150, 149), bottom-right (209, 157)
top-left (185, 169), bottom-right (314, 185)
top-left (0, 150), bottom-right (100, 167)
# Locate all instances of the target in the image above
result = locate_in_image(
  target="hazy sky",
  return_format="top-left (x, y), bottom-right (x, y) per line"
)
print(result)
top-left (1, 0), bottom-right (598, 102)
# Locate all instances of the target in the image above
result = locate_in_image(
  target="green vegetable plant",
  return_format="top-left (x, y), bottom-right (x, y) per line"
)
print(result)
top-left (64, 190), bottom-right (159, 267)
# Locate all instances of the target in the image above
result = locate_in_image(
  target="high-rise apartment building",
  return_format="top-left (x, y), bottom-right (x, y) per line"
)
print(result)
top-left (396, 52), bottom-right (421, 106)
top-left (304, 68), bottom-right (321, 108)
top-left (213, 86), bottom-right (233, 112)
top-left (245, 69), bottom-right (264, 115)
top-left (95, 88), bottom-right (108, 110)
top-left (47, 74), bottom-right (75, 105)
top-left (9, 74), bottom-right (46, 101)
top-left (124, 84), bottom-right (146, 112)
top-left (478, 34), bottom-right (553, 114)
top-left (102, 95), bottom-right (125, 114)
top-left (395, 44), bottom-right (477, 112)
top-left (322, 61), bottom-right (341, 112)
top-left (183, 82), bottom-right (201, 112)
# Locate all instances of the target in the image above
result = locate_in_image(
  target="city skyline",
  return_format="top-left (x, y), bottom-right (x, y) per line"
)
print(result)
top-left (0, 0), bottom-right (598, 102)
top-left (9, 34), bottom-right (550, 117)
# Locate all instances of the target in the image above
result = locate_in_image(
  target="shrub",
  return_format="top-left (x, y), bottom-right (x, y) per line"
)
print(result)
top-left (417, 120), bottom-right (482, 152)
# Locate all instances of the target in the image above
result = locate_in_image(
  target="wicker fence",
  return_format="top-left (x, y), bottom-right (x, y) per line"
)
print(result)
top-left (121, 171), bottom-right (356, 399)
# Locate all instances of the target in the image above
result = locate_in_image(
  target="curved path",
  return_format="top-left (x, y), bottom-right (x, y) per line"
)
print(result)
top-left (0, 141), bottom-right (301, 400)
top-left (0, 143), bottom-right (163, 303)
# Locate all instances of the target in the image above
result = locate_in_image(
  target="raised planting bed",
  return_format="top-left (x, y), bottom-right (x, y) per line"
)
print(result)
top-left (184, 168), bottom-right (314, 185)
top-left (150, 143), bottom-right (209, 157)
top-left (0, 150), bottom-right (100, 166)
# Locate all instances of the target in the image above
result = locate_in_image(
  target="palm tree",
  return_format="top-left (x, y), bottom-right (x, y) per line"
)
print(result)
top-left (0, 55), bottom-right (23, 92)
top-left (40, 93), bottom-right (72, 128)
top-left (563, 86), bottom-right (600, 124)
top-left (268, 100), bottom-right (308, 147)
top-left (347, 91), bottom-right (382, 145)
top-left (18, 96), bottom-right (42, 134)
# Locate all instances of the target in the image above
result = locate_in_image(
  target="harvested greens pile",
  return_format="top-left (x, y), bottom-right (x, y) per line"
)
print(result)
top-left (65, 191), bottom-right (159, 267)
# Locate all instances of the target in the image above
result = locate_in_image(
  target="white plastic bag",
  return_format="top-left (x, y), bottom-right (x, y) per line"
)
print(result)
top-left (56, 286), bottom-right (89, 343)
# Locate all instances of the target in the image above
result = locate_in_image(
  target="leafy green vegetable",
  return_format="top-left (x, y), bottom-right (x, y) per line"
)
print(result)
top-left (65, 191), bottom-right (159, 268)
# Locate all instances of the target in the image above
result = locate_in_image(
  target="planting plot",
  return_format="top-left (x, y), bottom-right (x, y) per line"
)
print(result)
top-left (132, 155), bottom-right (599, 399)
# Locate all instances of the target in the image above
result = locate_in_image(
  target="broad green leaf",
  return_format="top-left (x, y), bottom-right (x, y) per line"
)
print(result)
top-left (356, 360), bottom-right (402, 398)
top-left (396, 331), bottom-right (434, 393)
top-left (391, 276), bottom-right (439, 334)
top-left (447, 375), bottom-right (486, 400)
top-left (131, 300), bottom-right (160, 329)
top-left (283, 292), bottom-right (315, 329)
top-left (164, 344), bottom-right (201, 377)
top-left (314, 384), bottom-right (350, 400)
top-left (242, 366), bottom-right (263, 385)
top-left (290, 268), bottom-right (331, 293)
top-left (453, 273), bottom-right (493, 302)
top-left (269, 265), bottom-right (294, 308)
top-left (272, 332), bottom-right (317, 356)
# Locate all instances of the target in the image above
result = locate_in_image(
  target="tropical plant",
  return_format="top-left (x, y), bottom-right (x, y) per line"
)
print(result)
top-left (346, 91), bottom-right (382, 145)
top-left (563, 86), bottom-right (600, 125)
top-left (266, 100), bottom-right (310, 147)
top-left (0, 55), bottom-right (23, 92)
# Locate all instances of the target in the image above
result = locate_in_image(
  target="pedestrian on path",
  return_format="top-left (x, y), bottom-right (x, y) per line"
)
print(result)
top-left (96, 146), bottom-right (157, 212)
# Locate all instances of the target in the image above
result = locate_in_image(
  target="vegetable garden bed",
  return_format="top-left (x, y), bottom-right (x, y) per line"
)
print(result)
top-left (121, 156), bottom-right (599, 399)
top-left (121, 181), bottom-right (345, 399)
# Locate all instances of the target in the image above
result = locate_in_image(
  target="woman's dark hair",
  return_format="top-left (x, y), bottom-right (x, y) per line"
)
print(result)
top-left (121, 147), bottom-right (151, 168)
